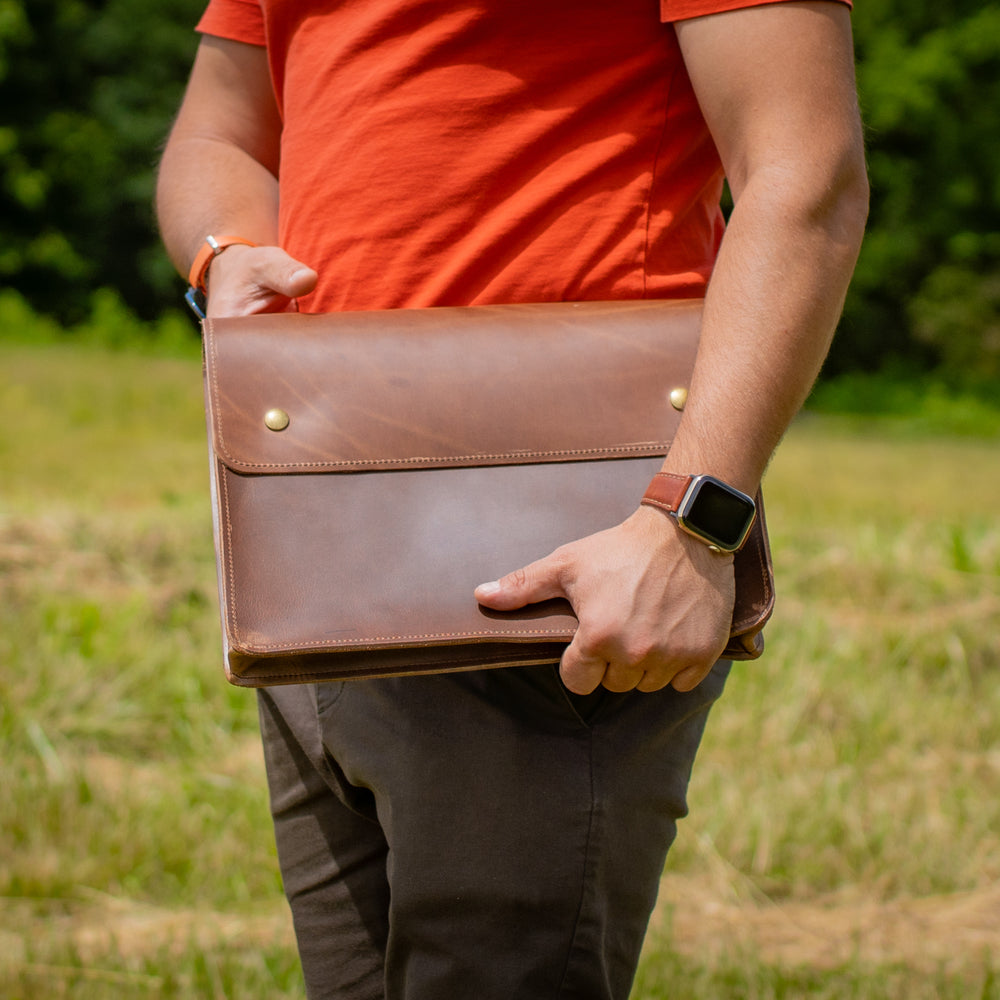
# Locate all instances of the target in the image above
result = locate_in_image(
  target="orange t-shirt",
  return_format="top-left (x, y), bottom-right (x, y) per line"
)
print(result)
top-left (195, 0), bottom-right (842, 313)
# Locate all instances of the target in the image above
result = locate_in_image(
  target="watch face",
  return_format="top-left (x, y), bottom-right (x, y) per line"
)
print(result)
top-left (678, 476), bottom-right (755, 551)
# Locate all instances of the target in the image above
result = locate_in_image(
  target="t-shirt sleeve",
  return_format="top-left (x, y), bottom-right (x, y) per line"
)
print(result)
top-left (195, 0), bottom-right (266, 45)
top-left (661, 0), bottom-right (851, 23)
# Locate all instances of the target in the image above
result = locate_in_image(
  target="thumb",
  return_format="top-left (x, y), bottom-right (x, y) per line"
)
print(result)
top-left (251, 247), bottom-right (318, 298)
top-left (206, 245), bottom-right (318, 317)
top-left (475, 557), bottom-right (566, 611)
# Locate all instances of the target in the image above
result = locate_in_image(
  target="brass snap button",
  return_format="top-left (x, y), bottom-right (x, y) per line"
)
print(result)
top-left (264, 408), bottom-right (290, 432)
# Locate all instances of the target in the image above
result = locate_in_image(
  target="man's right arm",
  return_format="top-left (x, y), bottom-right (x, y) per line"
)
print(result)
top-left (156, 35), bottom-right (316, 317)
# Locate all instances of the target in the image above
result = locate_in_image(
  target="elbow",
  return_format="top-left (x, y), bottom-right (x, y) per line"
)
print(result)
top-left (751, 143), bottom-right (870, 270)
top-left (730, 129), bottom-right (870, 263)
top-left (798, 122), bottom-right (870, 262)
top-left (824, 143), bottom-right (870, 261)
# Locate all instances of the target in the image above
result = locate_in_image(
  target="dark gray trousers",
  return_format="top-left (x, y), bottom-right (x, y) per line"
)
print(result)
top-left (257, 660), bottom-right (730, 1000)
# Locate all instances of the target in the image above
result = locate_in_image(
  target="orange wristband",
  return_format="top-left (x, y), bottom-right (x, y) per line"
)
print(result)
top-left (187, 235), bottom-right (258, 292)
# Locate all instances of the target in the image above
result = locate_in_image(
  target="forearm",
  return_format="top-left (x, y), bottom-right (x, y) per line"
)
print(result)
top-left (156, 134), bottom-right (280, 279)
top-left (663, 160), bottom-right (869, 494)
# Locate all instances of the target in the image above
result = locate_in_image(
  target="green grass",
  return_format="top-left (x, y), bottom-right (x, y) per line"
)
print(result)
top-left (6, 943), bottom-right (304, 999)
top-left (633, 941), bottom-right (1000, 1000)
top-left (2, 339), bottom-right (999, 997)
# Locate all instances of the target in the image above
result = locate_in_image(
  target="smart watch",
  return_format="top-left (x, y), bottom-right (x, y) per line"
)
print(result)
top-left (641, 472), bottom-right (756, 553)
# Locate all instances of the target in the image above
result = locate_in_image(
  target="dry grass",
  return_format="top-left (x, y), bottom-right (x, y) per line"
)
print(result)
top-left (1, 341), bottom-right (999, 997)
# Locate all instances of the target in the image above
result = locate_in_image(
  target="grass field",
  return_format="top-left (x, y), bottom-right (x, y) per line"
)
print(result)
top-left (1, 340), bottom-right (999, 998)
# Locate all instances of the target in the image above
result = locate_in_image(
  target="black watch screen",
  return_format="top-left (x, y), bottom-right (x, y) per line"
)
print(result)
top-left (679, 476), bottom-right (756, 551)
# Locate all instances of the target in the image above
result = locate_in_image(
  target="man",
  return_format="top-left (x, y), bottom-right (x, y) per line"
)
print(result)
top-left (157, 2), bottom-right (867, 997)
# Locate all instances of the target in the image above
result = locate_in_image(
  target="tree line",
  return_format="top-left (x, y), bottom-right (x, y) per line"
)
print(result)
top-left (1, 0), bottom-right (998, 382)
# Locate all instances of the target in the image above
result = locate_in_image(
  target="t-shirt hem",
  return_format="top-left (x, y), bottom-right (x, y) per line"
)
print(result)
top-left (661, 0), bottom-right (851, 23)
top-left (196, 0), bottom-right (265, 46)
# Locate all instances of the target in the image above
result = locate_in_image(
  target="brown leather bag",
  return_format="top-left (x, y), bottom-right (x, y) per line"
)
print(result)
top-left (202, 299), bottom-right (774, 686)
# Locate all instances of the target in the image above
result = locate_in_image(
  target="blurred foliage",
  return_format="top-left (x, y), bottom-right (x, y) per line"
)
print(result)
top-left (0, 0), bottom-right (203, 322)
top-left (838, 0), bottom-right (1000, 381)
top-left (0, 285), bottom-right (199, 355)
top-left (0, 0), bottom-right (998, 386)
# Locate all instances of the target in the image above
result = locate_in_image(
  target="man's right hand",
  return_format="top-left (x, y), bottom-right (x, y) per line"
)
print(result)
top-left (205, 243), bottom-right (318, 317)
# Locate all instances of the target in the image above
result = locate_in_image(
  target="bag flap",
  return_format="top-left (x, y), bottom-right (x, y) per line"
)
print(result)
top-left (202, 299), bottom-right (702, 474)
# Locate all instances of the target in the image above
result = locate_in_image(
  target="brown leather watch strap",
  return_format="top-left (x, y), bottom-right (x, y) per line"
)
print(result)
top-left (640, 472), bottom-right (692, 514)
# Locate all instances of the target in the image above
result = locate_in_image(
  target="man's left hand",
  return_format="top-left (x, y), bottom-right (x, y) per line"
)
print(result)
top-left (474, 506), bottom-right (735, 695)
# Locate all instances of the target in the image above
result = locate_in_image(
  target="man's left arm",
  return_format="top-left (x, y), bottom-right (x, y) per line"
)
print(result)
top-left (475, 1), bottom-right (869, 695)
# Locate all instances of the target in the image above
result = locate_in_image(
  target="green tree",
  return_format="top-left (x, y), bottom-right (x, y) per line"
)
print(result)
top-left (0, 0), bottom-right (203, 322)
top-left (835, 0), bottom-right (1000, 381)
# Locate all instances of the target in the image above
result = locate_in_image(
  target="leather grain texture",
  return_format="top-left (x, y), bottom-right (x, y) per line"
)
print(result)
top-left (202, 300), bottom-right (774, 686)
